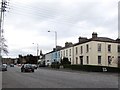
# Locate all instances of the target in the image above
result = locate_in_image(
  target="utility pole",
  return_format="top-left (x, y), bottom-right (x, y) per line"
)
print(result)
top-left (0, 0), bottom-right (9, 64)
top-left (32, 43), bottom-right (39, 65)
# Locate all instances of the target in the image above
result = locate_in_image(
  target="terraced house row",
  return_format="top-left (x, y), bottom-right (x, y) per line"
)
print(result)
top-left (44, 32), bottom-right (120, 67)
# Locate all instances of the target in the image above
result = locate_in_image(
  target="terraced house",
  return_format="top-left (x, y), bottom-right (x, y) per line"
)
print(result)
top-left (45, 32), bottom-right (119, 67)
top-left (45, 46), bottom-right (62, 66)
top-left (60, 42), bottom-right (74, 64)
top-left (72, 32), bottom-right (119, 67)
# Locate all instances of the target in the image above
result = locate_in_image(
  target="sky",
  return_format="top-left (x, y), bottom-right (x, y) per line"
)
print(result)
top-left (1, 0), bottom-right (119, 58)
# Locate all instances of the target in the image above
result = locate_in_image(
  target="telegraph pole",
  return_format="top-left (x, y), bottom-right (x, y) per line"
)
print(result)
top-left (0, 0), bottom-right (8, 64)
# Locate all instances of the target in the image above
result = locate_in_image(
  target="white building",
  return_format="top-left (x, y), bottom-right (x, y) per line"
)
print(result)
top-left (74, 32), bottom-right (119, 67)
top-left (60, 32), bottom-right (119, 67)
top-left (60, 46), bottom-right (74, 64)
top-left (45, 32), bottom-right (119, 67)
top-left (45, 51), bottom-right (53, 66)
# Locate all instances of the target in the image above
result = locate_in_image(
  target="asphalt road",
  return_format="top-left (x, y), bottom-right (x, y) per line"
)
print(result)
top-left (2, 65), bottom-right (119, 88)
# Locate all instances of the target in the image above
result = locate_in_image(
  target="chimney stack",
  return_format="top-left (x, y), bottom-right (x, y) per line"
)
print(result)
top-left (65, 42), bottom-right (73, 47)
top-left (78, 37), bottom-right (88, 43)
top-left (92, 32), bottom-right (97, 38)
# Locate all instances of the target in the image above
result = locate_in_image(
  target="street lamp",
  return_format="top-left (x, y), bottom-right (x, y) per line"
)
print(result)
top-left (48, 30), bottom-right (57, 49)
top-left (48, 30), bottom-right (57, 61)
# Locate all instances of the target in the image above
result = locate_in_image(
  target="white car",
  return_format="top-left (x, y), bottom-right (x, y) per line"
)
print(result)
top-left (3, 64), bottom-right (7, 68)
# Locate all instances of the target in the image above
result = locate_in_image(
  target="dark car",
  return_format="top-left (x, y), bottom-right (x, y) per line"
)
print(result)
top-left (10, 64), bottom-right (14, 67)
top-left (0, 64), bottom-right (7, 71)
top-left (21, 64), bottom-right (34, 72)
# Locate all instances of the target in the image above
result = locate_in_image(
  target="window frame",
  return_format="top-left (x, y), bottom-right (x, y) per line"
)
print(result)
top-left (98, 43), bottom-right (101, 52)
top-left (69, 49), bottom-right (71, 56)
top-left (108, 44), bottom-right (111, 52)
top-left (80, 46), bottom-right (83, 54)
top-left (86, 44), bottom-right (89, 53)
top-left (75, 47), bottom-right (78, 55)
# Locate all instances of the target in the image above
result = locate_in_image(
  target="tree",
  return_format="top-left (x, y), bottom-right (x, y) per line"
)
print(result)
top-left (18, 54), bottom-right (23, 58)
top-left (60, 57), bottom-right (71, 65)
top-left (0, 37), bottom-right (8, 55)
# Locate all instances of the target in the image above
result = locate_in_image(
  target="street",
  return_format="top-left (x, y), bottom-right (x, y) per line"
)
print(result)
top-left (2, 65), bottom-right (119, 88)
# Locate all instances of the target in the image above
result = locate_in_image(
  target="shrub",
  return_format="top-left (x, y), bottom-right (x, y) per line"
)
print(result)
top-left (51, 61), bottom-right (60, 69)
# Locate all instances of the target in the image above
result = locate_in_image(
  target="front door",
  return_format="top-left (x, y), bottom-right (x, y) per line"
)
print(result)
top-left (80, 56), bottom-right (83, 65)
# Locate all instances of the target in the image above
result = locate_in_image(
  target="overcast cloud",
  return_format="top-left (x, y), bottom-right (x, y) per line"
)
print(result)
top-left (2, 0), bottom-right (119, 58)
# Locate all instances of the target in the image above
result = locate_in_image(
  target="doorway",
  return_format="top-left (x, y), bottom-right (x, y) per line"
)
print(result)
top-left (80, 56), bottom-right (83, 65)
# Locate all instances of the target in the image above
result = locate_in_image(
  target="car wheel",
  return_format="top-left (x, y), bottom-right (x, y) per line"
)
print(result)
top-left (32, 70), bottom-right (34, 72)
top-left (23, 69), bottom-right (25, 72)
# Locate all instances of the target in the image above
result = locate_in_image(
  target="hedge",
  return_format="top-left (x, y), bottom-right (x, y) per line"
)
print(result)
top-left (63, 64), bottom-right (120, 72)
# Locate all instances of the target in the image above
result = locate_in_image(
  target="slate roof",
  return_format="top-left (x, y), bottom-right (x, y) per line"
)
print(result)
top-left (89, 37), bottom-right (115, 42)
top-left (74, 37), bottom-right (118, 46)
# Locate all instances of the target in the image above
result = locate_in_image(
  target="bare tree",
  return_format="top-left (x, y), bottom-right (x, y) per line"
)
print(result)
top-left (0, 36), bottom-right (8, 55)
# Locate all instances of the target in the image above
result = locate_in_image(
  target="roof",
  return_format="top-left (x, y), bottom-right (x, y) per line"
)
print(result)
top-left (90, 37), bottom-right (115, 42)
top-left (45, 51), bottom-right (54, 55)
top-left (60, 37), bottom-right (118, 49)
top-left (74, 37), bottom-right (117, 46)
top-left (60, 45), bottom-right (74, 50)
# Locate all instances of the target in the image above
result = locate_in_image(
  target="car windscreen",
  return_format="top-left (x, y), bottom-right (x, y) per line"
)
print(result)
top-left (25, 64), bottom-right (33, 68)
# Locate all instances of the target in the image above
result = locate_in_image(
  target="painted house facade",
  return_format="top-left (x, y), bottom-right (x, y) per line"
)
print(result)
top-left (45, 46), bottom-right (62, 66)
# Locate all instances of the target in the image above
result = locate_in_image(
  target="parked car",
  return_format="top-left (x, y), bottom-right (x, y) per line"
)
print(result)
top-left (32, 64), bottom-right (38, 69)
top-left (3, 64), bottom-right (7, 68)
top-left (10, 64), bottom-right (14, 67)
top-left (0, 64), bottom-right (7, 71)
top-left (21, 64), bottom-right (34, 72)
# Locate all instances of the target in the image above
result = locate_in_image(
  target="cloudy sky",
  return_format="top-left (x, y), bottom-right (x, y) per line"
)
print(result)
top-left (2, 0), bottom-right (119, 58)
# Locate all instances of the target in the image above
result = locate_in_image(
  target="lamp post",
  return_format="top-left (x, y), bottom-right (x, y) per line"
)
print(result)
top-left (48, 30), bottom-right (57, 61)
top-left (48, 30), bottom-right (57, 49)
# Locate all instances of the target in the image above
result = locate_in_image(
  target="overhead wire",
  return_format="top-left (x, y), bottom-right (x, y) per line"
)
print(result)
top-left (6, 1), bottom-right (79, 26)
